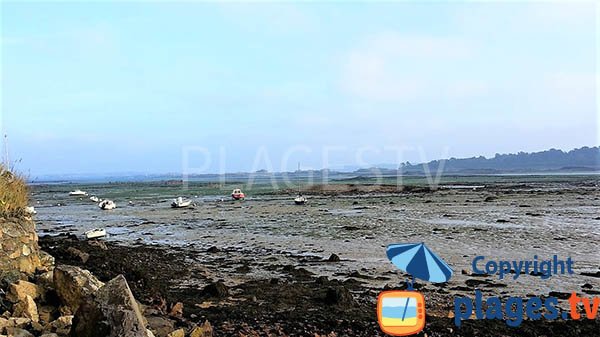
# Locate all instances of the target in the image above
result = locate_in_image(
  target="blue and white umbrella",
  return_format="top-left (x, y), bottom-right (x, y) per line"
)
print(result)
top-left (386, 242), bottom-right (453, 283)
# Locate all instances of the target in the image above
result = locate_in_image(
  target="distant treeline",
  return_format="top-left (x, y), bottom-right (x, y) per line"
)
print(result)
top-left (393, 146), bottom-right (600, 174)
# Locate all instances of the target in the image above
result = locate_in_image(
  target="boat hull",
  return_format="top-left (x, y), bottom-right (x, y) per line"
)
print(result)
top-left (171, 201), bottom-right (192, 208)
top-left (99, 200), bottom-right (116, 210)
top-left (294, 198), bottom-right (306, 205)
top-left (85, 229), bottom-right (106, 239)
top-left (69, 192), bottom-right (87, 196)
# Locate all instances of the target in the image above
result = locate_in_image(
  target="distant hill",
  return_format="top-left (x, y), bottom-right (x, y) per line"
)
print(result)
top-left (396, 146), bottom-right (600, 174)
top-left (34, 146), bottom-right (600, 182)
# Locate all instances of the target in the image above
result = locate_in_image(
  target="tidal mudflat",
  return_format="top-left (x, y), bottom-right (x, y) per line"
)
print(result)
top-left (33, 176), bottom-right (600, 336)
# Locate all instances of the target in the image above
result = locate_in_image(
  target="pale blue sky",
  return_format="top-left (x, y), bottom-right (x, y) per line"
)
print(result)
top-left (1, 1), bottom-right (597, 176)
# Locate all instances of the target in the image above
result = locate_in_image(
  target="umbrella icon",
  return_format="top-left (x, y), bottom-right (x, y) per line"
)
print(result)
top-left (386, 242), bottom-right (453, 284)
top-left (378, 243), bottom-right (451, 336)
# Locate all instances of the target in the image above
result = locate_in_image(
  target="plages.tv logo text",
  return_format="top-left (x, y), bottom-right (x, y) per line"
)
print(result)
top-left (454, 255), bottom-right (600, 327)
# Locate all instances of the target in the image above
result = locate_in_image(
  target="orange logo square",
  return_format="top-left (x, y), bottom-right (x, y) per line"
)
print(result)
top-left (377, 290), bottom-right (425, 336)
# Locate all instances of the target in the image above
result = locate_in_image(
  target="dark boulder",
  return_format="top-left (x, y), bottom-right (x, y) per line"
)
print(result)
top-left (327, 254), bottom-right (340, 262)
top-left (324, 286), bottom-right (355, 307)
top-left (202, 281), bottom-right (229, 298)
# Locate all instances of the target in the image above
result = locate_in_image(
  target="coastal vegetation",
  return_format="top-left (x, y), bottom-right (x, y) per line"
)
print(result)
top-left (0, 164), bottom-right (29, 218)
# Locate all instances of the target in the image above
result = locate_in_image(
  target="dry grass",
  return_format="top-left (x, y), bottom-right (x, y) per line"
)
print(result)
top-left (0, 164), bottom-right (29, 218)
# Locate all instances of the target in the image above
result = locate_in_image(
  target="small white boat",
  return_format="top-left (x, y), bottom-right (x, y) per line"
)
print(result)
top-left (69, 190), bottom-right (88, 196)
top-left (293, 163), bottom-right (306, 205)
top-left (99, 200), bottom-right (116, 210)
top-left (171, 197), bottom-right (192, 208)
top-left (25, 206), bottom-right (37, 215)
top-left (294, 195), bottom-right (307, 205)
top-left (90, 196), bottom-right (99, 202)
top-left (85, 228), bottom-right (106, 239)
top-left (231, 189), bottom-right (245, 200)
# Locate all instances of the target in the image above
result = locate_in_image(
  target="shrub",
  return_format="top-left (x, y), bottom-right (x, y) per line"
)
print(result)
top-left (0, 164), bottom-right (29, 218)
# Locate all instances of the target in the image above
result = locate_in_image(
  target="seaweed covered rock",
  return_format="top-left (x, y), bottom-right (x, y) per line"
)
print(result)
top-left (202, 281), bottom-right (229, 298)
top-left (324, 286), bottom-right (356, 307)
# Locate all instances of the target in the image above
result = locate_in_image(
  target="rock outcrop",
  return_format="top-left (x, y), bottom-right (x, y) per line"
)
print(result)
top-left (70, 274), bottom-right (147, 337)
top-left (1, 215), bottom-right (213, 337)
top-left (0, 218), bottom-right (42, 280)
top-left (53, 265), bottom-right (104, 313)
top-left (1, 172), bottom-right (215, 337)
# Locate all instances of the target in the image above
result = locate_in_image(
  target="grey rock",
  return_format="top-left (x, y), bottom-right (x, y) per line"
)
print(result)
top-left (145, 315), bottom-right (175, 337)
top-left (70, 274), bottom-right (146, 337)
top-left (53, 265), bottom-right (104, 312)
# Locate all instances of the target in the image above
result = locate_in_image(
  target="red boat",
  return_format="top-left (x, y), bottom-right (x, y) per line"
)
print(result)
top-left (231, 188), bottom-right (245, 200)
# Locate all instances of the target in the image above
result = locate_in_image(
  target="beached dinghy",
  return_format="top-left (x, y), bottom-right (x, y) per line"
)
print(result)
top-left (85, 228), bottom-right (106, 239)
top-left (98, 199), bottom-right (116, 210)
top-left (69, 189), bottom-right (88, 196)
top-left (294, 195), bottom-right (307, 205)
top-left (171, 197), bottom-right (192, 208)
top-left (231, 189), bottom-right (245, 200)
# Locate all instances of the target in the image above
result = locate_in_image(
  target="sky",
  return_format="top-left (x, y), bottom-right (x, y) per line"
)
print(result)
top-left (1, 1), bottom-right (597, 177)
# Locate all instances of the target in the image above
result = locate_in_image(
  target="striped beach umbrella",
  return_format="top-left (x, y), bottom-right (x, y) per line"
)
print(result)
top-left (386, 242), bottom-right (453, 283)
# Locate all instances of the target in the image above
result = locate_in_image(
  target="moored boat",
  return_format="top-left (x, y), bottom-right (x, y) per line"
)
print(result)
top-left (293, 163), bottom-right (306, 205)
top-left (85, 228), bottom-right (106, 239)
top-left (69, 189), bottom-right (88, 196)
top-left (294, 195), bottom-right (307, 205)
top-left (99, 199), bottom-right (116, 210)
top-left (231, 189), bottom-right (245, 200)
top-left (171, 197), bottom-right (192, 208)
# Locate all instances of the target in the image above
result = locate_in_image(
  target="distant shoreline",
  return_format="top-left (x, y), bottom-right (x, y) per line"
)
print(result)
top-left (29, 171), bottom-right (600, 185)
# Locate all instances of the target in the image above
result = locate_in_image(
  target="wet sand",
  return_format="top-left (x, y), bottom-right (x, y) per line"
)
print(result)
top-left (32, 177), bottom-right (600, 336)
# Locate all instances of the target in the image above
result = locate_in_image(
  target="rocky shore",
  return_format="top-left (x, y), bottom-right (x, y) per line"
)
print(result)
top-left (35, 235), bottom-right (600, 337)
top-left (2, 223), bottom-right (599, 336)
top-left (1, 217), bottom-right (213, 337)
top-left (3, 178), bottom-right (599, 336)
